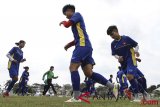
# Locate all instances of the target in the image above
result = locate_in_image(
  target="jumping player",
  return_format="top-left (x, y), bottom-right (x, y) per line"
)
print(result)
top-left (107, 25), bottom-right (148, 101)
top-left (60, 4), bottom-right (118, 102)
top-left (3, 40), bottom-right (26, 97)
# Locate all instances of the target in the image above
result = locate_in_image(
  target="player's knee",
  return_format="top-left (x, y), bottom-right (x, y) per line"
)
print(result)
top-left (69, 63), bottom-right (80, 71)
top-left (84, 71), bottom-right (93, 77)
top-left (13, 76), bottom-right (18, 81)
top-left (69, 66), bottom-right (77, 71)
top-left (126, 74), bottom-right (134, 81)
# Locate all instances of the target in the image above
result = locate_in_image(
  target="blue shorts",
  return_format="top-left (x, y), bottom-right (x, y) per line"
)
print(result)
top-left (122, 56), bottom-right (144, 79)
top-left (71, 47), bottom-right (95, 67)
top-left (9, 64), bottom-right (19, 78)
top-left (124, 65), bottom-right (144, 79)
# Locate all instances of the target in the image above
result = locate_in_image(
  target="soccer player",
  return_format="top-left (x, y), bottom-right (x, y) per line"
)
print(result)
top-left (108, 74), bottom-right (114, 100)
top-left (116, 66), bottom-right (132, 100)
top-left (60, 4), bottom-right (118, 102)
top-left (16, 66), bottom-right (29, 96)
top-left (3, 40), bottom-right (26, 97)
top-left (107, 25), bottom-right (148, 101)
top-left (109, 75), bottom-right (113, 83)
top-left (43, 79), bottom-right (48, 95)
top-left (42, 66), bottom-right (58, 96)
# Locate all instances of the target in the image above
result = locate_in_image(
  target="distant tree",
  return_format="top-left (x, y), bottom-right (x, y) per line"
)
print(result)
top-left (63, 84), bottom-right (72, 90)
top-left (96, 86), bottom-right (109, 93)
top-left (154, 90), bottom-right (160, 97)
top-left (28, 85), bottom-right (36, 94)
top-left (157, 84), bottom-right (160, 88)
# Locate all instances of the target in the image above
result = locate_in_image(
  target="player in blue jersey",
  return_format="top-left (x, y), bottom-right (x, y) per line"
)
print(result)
top-left (107, 25), bottom-right (148, 101)
top-left (116, 66), bottom-right (132, 100)
top-left (60, 4), bottom-right (119, 102)
top-left (109, 75), bottom-right (113, 83)
top-left (16, 66), bottom-right (29, 96)
top-left (3, 40), bottom-right (26, 97)
top-left (108, 75), bottom-right (114, 100)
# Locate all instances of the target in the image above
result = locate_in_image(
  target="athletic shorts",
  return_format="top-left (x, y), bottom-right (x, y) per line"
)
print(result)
top-left (120, 83), bottom-right (128, 90)
top-left (9, 64), bottom-right (19, 78)
top-left (71, 46), bottom-right (95, 67)
top-left (124, 65), bottom-right (144, 79)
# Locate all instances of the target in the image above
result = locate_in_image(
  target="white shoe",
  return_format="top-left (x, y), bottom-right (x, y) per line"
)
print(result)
top-left (113, 83), bottom-right (119, 101)
top-left (65, 97), bottom-right (81, 102)
top-left (132, 93), bottom-right (141, 102)
top-left (132, 99), bottom-right (141, 102)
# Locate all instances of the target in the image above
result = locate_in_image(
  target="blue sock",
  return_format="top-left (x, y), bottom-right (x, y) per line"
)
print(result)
top-left (71, 71), bottom-right (80, 91)
top-left (129, 79), bottom-right (139, 94)
top-left (90, 72), bottom-right (108, 86)
top-left (7, 79), bottom-right (17, 92)
top-left (22, 86), bottom-right (25, 96)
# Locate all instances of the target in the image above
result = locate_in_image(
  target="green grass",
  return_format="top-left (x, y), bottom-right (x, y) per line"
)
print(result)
top-left (0, 96), bottom-right (159, 107)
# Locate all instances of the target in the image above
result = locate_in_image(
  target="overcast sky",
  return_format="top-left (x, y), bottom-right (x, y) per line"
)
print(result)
top-left (0, 0), bottom-right (160, 87)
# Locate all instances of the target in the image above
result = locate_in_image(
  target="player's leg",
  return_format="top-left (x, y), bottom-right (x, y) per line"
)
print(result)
top-left (43, 84), bottom-right (48, 95)
top-left (82, 64), bottom-right (119, 100)
top-left (65, 47), bottom-right (84, 102)
top-left (65, 62), bottom-right (81, 102)
top-left (135, 68), bottom-right (150, 100)
top-left (21, 83), bottom-right (25, 96)
top-left (3, 76), bottom-right (18, 97)
top-left (69, 62), bottom-right (81, 99)
top-left (43, 79), bottom-right (51, 95)
top-left (126, 66), bottom-right (142, 102)
top-left (50, 82), bottom-right (57, 95)
top-left (82, 64), bottom-right (112, 88)
top-left (135, 68), bottom-right (147, 91)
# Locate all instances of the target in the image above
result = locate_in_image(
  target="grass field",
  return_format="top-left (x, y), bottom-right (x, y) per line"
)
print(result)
top-left (0, 96), bottom-right (159, 107)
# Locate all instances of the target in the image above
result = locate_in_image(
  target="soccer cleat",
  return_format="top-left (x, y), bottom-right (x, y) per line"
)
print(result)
top-left (124, 89), bottom-right (133, 100)
top-left (132, 93), bottom-right (141, 102)
top-left (65, 97), bottom-right (81, 102)
top-left (3, 92), bottom-right (9, 97)
top-left (113, 83), bottom-right (119, 101)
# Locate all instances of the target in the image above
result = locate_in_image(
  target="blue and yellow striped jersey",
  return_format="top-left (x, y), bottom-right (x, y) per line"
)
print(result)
top-left (8, 47), bottom-right (23, 70)
top-left (70, 12), bottom-right (92, 48)
top-left (111, 36), bottom-right (138, 67)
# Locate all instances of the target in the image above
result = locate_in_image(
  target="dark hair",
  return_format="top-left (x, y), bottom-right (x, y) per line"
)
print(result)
top-left (62, 4), bottom-right (75, 15)
top-left (24, 66), bottom-right (29, 69)
top-left (15, 40), bottom-right (25, 46)
top-left (107, 25), bottom-right (118, 35)
top-left (50, 66), bottom-right (54, 69)
top-left (118, 66), bottom-right (121, 70)
top-left (110, 75), bottom-right (113, 77)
